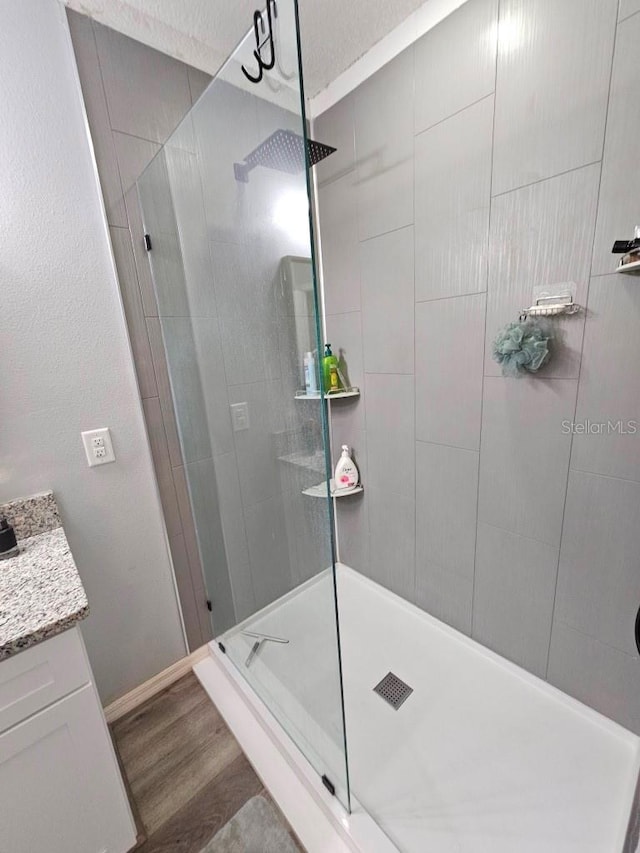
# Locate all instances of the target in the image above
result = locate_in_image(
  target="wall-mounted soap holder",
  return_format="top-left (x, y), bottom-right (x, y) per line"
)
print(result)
top-left (521, 287), bottom-right (581, 319)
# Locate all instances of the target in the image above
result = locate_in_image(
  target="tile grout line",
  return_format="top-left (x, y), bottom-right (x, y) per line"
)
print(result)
top-left (542, 5), bottom-right (620, 680)
top-left (491, 158), bottom-right (603, 200)
top-left (569, 466), bottom-right (640, 487)
top-left (414, 89), bottom-right (496, 140)
top-left (411, 41), bottom-right (418, 605)
top-left (470, 2), bottom-right (500, 640)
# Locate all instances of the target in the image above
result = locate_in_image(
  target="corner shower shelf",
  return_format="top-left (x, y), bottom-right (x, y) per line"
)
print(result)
top-left (616, 260), bottom-right (640, 274)
top-left (302, 480), bottom-right (364, 499)
top-left (295, 387), bottom-right (360, 401)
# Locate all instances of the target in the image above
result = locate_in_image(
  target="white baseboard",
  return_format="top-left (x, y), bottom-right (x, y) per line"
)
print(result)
top-left (103, 645), bottom-right (209, 723)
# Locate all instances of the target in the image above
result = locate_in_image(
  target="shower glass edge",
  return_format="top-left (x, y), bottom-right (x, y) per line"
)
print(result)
top-left (136, 0), bottom-right (351, 811)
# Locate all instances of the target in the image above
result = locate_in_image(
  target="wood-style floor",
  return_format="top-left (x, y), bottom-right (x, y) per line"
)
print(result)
top-left (110, 671), bottom-right (304, 852)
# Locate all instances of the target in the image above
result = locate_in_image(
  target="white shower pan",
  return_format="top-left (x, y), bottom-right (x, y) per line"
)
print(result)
top-left (196, 565), bottom-right (640, 853)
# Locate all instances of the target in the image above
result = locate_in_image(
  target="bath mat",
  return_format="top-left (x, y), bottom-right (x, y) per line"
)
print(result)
top-left (200, 795), bottom-right (300, 853)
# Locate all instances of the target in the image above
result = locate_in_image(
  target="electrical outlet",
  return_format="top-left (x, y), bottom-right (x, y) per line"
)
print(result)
top-left (230, 402), bottom-right (250, 432)
top-left (81, 428), bottom-right (116, 467)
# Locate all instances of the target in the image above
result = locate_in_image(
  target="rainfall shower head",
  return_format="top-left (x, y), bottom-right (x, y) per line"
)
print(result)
top-left (233, 129), bottom-right (336, 183)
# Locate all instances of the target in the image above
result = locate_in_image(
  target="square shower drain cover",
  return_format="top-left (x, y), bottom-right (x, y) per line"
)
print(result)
top-left (373, 672), bottom-right (413, 710)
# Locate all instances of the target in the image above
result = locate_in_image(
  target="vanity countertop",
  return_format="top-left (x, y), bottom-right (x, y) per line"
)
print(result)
top-left (0, 492), bottom-right (88, 660)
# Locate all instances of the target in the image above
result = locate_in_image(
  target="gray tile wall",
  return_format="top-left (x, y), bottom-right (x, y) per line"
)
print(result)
top-left (68, 10), bottom-right (213, 649)
top-left (316, 0), bottom-right (640, 733)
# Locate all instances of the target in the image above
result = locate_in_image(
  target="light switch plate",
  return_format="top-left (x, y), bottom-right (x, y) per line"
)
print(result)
top-left (230, 402), bottom-right (250, 432)
top-left (81, 428), bottom-right (116, 467)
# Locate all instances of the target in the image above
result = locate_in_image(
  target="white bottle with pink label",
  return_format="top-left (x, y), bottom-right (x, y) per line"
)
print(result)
top-left (333, 445), bottom-right (359, 491)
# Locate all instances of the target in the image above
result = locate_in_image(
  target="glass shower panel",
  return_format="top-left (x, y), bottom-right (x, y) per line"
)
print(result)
top-left (137, 0), bottom-right (350, 810)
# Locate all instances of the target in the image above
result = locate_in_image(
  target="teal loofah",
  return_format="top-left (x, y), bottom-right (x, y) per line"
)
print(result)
top-left (492, 318), bottom-right (552, 378)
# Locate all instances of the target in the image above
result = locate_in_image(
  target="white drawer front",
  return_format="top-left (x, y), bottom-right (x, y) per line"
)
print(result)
top-left (0, 628), bottom-right (90, 733)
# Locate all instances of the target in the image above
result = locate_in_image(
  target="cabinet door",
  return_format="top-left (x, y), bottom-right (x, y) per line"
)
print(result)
top-left (0, 684), bottom-right (136, 853)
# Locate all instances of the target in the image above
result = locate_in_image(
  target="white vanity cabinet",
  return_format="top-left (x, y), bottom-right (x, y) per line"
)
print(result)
top-left (0, 627), bottom-right (136, 853)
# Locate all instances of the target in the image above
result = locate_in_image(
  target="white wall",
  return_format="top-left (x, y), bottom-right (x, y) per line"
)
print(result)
top-left (0, 0), bottom-right (186, 703)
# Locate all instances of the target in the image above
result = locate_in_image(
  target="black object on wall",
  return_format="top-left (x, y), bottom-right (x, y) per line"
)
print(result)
top-left (242, 0), bottom-right (278, 84)
top-left (234, 129), bottom-right (336, 183)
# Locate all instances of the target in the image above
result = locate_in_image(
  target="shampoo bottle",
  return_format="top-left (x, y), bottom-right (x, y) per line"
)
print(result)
top-left (303, 351), bottom-right (317, 395)
top-left (334, 445), bottom-right (359, 491)
top-left (322, 344), bottom-right (339, 393)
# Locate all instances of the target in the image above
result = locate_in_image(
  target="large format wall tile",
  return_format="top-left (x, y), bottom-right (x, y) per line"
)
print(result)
top-left (228, 380), bottom-right (284, 509)
top-left (360, 225), bottom-right (414, 374)
top-left (314, 95), bottom-right (356, 185)
top-left (161, 316), bottom-right (213, 464)
top-left (478, 377), bottom-right (577, 547)
top-left (172, 464), bottom-right (212, 641)
top-left (555, 471), bottom-right (640, 657)
top-left (414, 0), bottom-right (497, 133)
top-left (335, 492), bottom-right (369, 575)
top-left (165, 146), bottom-right (218, 319)
top-left (109, 226), bottom-right (157, 399)
top-left (167, 532), bottom-right (203, 650)
top-left (188, 67), bottom-right (211, 104)
top-left (210, 240), bottom-right (279, 386)
top-left (415, 96), bottom-right (493, 302)
top-left (214, 451), bottom-right (255, 622)
top-left (492, 0), bottom-right (617, 195)
top-left (416, 441), bottom-right (479, 579)
top-left (571, 275), bottom-right (640, 481)
top-left (365, 374), bottom-right (414, 498)
top-left (67, 11), bottom-right (126, 227)
top-left (245, 496), bottom-right (293, 611)
top-left (317, 172), bottom-right (360, 314)
top-left (146, 318), bottom-right (183, 467)
top-left (415, 442), bottom-right (479, 634)
top-left (485, 164), bottom-right (600, 379)
top-left (415, 293), bottom-right (485, 451)
top-left (354, 48), bottom-right (414, 241)
top-left (367, 487), bottom-right (415, 601)
top-left (113, 131), bottom-right (161, 201)
top-left (335, 433), bottom-right (369, 574)
top-left (547, 620), bottom-right (640, 734)
top-left (191, 318), bottom-right (233, 456)
top-left (186, 457), bottom-right (236, 633)
top-left (193, 81), bottom-right (260, 244)
top-left (619, 0), bottom-right (640, 20)
top-left (473, 522), bottom-right (559, 676)
top-left (415, 561), bottom-right (474, 636)
top-left (93, 21), bottom-right (192, 144)
top-left (326, 312), bottom-right (365, 437)
top-left (124, 187), bottom-right (158, 317)
top-left (592, 14), bottom-right (640, 275)
top-left (141, 397), bottom-right (182, 540)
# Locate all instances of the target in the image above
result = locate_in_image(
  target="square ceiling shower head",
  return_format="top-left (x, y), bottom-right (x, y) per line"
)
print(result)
top-left (234, 129), bottom-right (336, 183)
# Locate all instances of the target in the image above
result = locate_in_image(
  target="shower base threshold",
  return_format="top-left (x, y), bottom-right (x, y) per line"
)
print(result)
top-left (194, 635), bottom-right (393, 853)
top-left (195, 565), bottom-right (640, 852)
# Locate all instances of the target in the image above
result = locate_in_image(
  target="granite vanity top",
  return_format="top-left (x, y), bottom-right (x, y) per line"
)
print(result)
top-left (0, 492), bottom-right (88, 660)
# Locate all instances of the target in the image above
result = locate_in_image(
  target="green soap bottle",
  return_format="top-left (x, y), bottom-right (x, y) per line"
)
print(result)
top-left (322, 343), bottom-right (339, 393)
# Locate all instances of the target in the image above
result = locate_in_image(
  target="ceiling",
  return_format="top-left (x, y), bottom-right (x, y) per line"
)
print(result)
top-left (63, 0), bottom-right (429, 99)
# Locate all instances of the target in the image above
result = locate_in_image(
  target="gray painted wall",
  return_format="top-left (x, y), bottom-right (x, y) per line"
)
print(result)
top-left (316, 0), bottom-right (640, 733)
top-left (67, 9), bottom-right (214, 648)
top-left (0, 0), bottom-right (186, 704)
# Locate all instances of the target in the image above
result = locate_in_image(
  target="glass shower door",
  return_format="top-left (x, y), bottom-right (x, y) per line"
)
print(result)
top-left (137, 0), bottom-right (350, 810)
